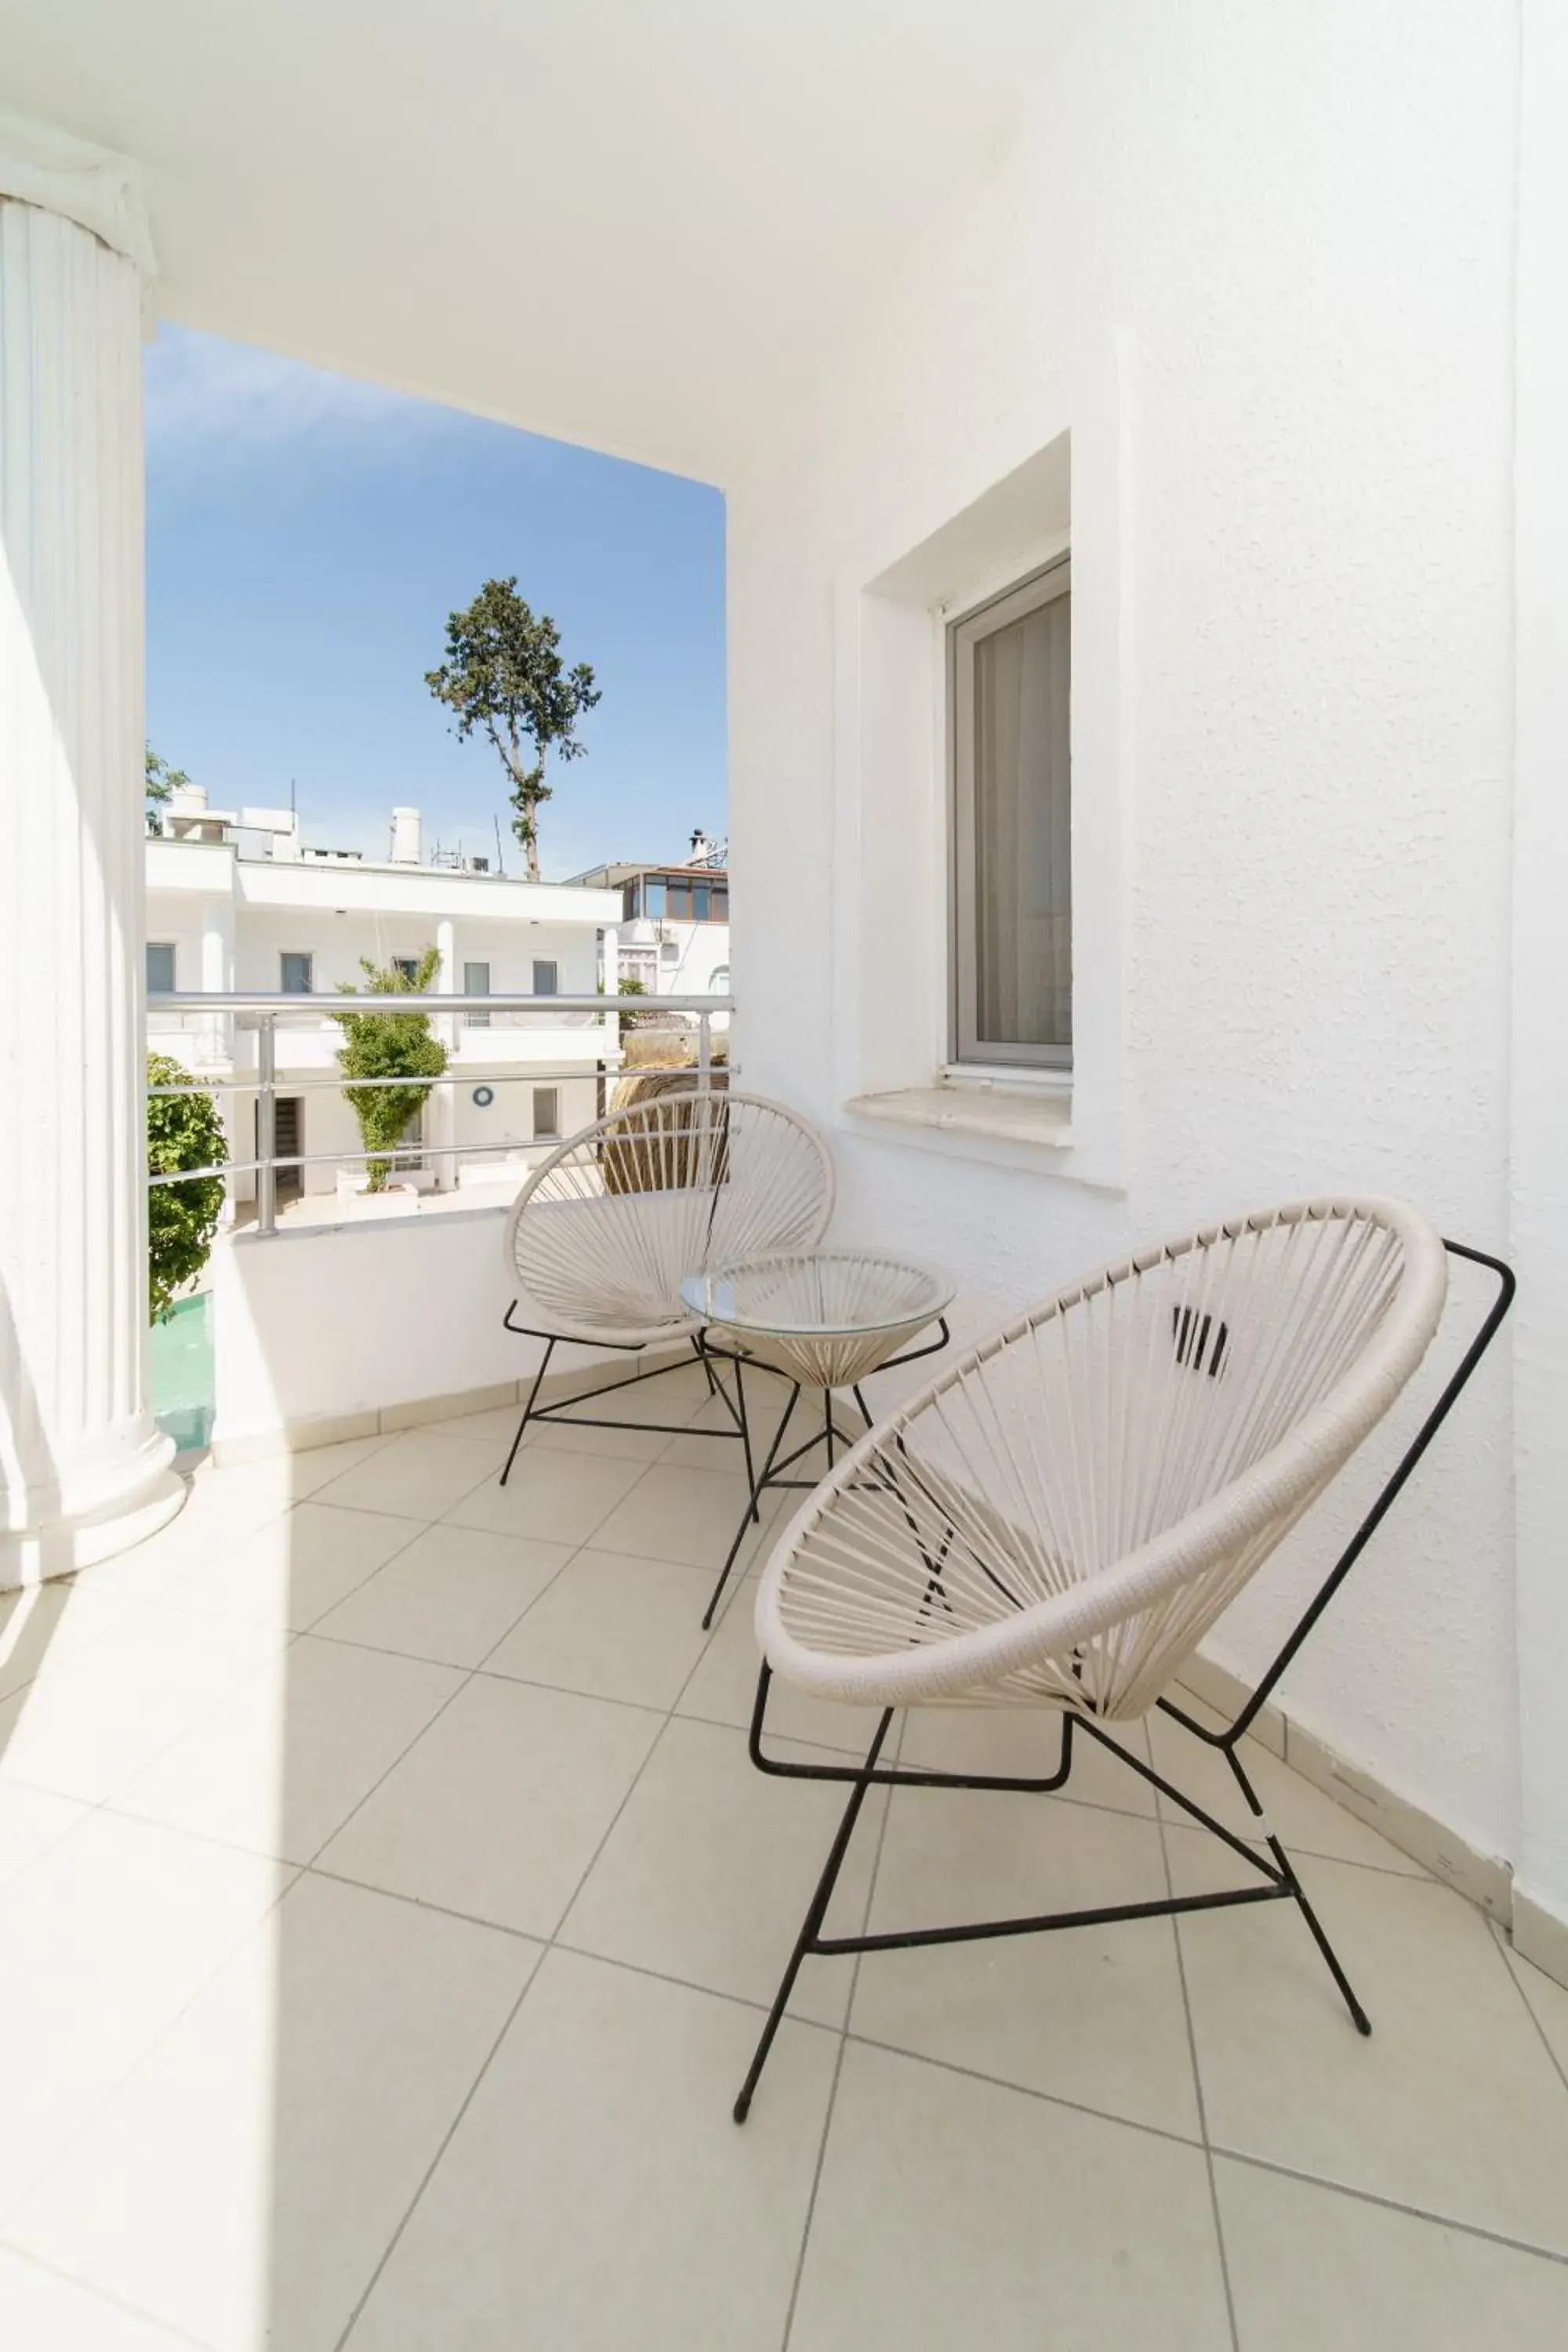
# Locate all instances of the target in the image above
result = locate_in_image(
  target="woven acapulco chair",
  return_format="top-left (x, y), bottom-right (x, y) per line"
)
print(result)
top-left (498, 1090), bottom-right (833, 1479)
top-left (731, 1196), bottom-right (1515, 2121)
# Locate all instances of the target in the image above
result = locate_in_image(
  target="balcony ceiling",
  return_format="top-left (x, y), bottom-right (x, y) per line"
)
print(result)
top-left (0, 0), bottom-right (1077, 483)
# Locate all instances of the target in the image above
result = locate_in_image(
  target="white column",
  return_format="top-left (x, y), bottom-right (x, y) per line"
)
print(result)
top-left (430, 916), bottom-right (459, 1189)
top-left (0, 118), bottom-right (181, 1584)
top-left (601, 924), bottom-right (622, 1070)
top-left (198, 895), bottom-right (235, 1069)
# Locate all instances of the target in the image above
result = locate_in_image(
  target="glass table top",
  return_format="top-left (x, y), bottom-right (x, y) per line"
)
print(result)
top-left (680, 1250), bottom-right (953, 1340)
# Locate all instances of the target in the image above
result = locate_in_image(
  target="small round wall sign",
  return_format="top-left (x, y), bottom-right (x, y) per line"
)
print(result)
top-left (471, 1085), bottom-right (495, 1108)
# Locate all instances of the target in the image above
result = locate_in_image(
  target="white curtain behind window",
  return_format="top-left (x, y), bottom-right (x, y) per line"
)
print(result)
top-left (973, 592), bottom-right (1071, 1051)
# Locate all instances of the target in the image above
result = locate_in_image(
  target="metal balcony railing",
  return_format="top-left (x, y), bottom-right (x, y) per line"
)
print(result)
top-left (147, 990), bottom-right (734, 1236)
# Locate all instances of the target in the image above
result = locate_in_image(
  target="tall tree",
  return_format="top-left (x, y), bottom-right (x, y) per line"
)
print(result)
top-left (424, 576), bottom-right (601, 881)
top-left (145, 745), bottom-right (189, 836)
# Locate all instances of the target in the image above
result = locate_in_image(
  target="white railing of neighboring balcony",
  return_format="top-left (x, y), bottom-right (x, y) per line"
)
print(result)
top-left (147, 991), bottom-right (735, 1237)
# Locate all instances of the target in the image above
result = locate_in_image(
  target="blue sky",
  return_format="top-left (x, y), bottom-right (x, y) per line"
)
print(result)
top-left (143, 325), bottom-right (727, 880)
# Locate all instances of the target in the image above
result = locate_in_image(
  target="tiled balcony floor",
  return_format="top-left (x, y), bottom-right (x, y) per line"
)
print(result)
top-left (2, 1360), bottom-right (1566, 2348)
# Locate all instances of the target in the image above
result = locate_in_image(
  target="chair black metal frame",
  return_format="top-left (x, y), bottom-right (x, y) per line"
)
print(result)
top-left (731, 1238), bottom-right (1514, 2122)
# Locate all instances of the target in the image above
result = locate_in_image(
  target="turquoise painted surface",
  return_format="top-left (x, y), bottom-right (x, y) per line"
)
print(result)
top-left (151, 1291), bottom-right (216, 1454)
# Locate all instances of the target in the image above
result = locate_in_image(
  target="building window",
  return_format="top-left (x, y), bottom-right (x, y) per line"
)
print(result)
top-left (146, 941), bottom-right (176, 993)
top-left (660, 940), bottom-right (680, 966)
top-left (532, 959), bottom-right (558, 996)
top-left (642, 879), bottom-right (666, 918)
top-left (463, 960), bottom-right (491, 1027)
top-left (691, 883), bottom-right (710, 920)
top-left (280, 951), bottom-right (314, 994)
top-left (532, 1085), bottom-right (561, 1140)
top-left (712, 886), bottom-right (728, 921)
top-left (710, 964), bottom-right (730, 996)
top-left (949, 556), bottom-right (1071, 1069)
top-left (392, 956), bottom-right (420, 985)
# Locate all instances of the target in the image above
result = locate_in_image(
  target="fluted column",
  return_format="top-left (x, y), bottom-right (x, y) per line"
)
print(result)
top-left (0, 117), bottom-right (181, 1583)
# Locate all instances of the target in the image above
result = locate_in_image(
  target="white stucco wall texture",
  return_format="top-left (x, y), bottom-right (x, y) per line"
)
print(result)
top-left (727, 2), bottom-right (1524, 1874)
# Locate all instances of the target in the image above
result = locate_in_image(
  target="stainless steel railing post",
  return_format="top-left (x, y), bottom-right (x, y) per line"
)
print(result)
top-left (256, 1013), bottom-right (278, 1237)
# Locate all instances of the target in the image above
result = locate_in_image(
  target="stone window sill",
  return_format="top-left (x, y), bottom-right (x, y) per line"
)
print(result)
top-left (844, 1085), bottom-right (1073, 1149)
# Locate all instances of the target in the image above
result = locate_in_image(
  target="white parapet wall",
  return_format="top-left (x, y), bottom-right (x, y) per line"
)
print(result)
top-left (209, 1211), bottom-right (630, 1448)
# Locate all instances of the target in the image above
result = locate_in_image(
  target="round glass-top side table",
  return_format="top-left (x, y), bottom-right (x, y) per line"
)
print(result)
top-left (682, 1248), bottom-right (953, 1625)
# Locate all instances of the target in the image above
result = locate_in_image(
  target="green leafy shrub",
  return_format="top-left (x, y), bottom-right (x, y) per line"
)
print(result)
top-left (147, 1054), bottom-right (227, 1323)
top-left (332, 948), bottom-right (448, 1192)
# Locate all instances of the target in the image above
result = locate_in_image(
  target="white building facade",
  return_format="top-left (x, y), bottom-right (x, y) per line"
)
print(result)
top-left (147, 793), bottom-right (622, 1209)
top-left (3, 0), bottom-right (1567, 1984)
top-left (568, 848), bottom-right (730, 1022)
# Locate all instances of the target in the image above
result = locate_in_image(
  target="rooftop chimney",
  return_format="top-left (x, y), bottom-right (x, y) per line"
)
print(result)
top-left (390, 807), bottom-right (422, 866)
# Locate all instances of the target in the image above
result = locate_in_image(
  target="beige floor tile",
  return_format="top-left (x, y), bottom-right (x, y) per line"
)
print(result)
top-left (0, 2250), bottom-right (197, 2350)
top-left (311, 1431), bottom-right (502, 1522)
top-left (0, 1606), bottom-right (286, 1806)
top-left (676, 1576), bottom-right (884, 1754)
top-left (1149, 1697), bottom-right (1429, 1877)
top-left (312, 1523), bottom-right (572, 1668)
top-left (8, 1874), bottom-right (538, 2352)
top-left (1173, 1842), bottom-right (1568, 2251)
top-left (424, 1401), bottom-right (525, 1446)
top-left (1216, 2155), bottom-right (1568, 2349)
top-left (243, 1436), bottom-right (399, 1503)
top-left (343, 1947), bottom-right (837, 2352)
top-left (658, 1372), bottom-right (801, 1473)
top-left (561, 1715), bottom-right (884, 2027)
top-left (850, 1784), bottom-right (1203, 2136)
top-left (522, 1367), bottom-right (717, 1461)
top-left (0, 1784), bottom-right (90, 1889)
top-left (71, 1461), bottom-right (312, 1602)
top-left (441, 1443), bottom-right (645, 1546)
top-left (0, 1810), bottom-right (288, 2212)
top-left (164, 1502), bottom-right (418, 1632)
top-left (318, 1675), bottom-right (662, 1936)
top-left (483, 1548), bottom-right (713, 1707)
top-left (789, 2039), bottom-right (1232, 2351)
top-left (590, 1460), bottom-right (772, 1570)
top-left (113, 1637), bottom-right (463, 1863)
top-left (1501, 1934), bottom-right (1568, 2082)
top-left (0, 1578), bottom-right (145, 1703)
top-left (897, 1699), bottom-right (1160, 1816)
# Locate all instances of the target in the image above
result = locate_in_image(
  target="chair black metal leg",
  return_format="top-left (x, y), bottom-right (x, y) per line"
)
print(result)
top-left (500, 1337), bottom-right (556, 1486)
top-left (734, 1708), bottom-right (895, 2123)
top-left (696, 1334), bottom-right (719, 1396)
top-left (701, 1383), bottom-right (802, 1630)
top-left (1225, 1744), bottom-right (1371, 2034)
top-left (735, 1353), bottom-right (760, 1521)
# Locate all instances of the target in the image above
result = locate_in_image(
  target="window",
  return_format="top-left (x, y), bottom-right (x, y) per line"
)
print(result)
top-left (691, 884), bottom-right (710, 920)
top-left (532, 959), bottom-right (558, 996)
top-left (660, 940), bottom-right (680, 965)
top-left (710, 964), bottom-right (730, 996)
top-left (463, 960), bottom-right (491, 1027)
top-left (949, 557), bottom-right (1071, 1069)
top-left (280, 952), bottom-right (314, 994)
top-left (642, 879), bottom-right (666, 918)
top-left (392, 957), bottom-right (420, 985)
top-left (712, 887), bottom-right (729, 922)
top-left (665, 883), bottom-right (692, 920)
top-left (146, 942), bottom-right (175, 993)
top-left (532, 1085), bottom-right (561, 1140)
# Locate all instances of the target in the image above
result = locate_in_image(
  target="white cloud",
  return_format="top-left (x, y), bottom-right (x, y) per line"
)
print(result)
top-left (144, 324), bottom-right (457, 466)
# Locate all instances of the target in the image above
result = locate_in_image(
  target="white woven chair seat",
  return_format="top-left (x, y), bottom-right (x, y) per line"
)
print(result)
top-left (503, 1091), bottom-right (834, 1349)
top-left (757, 1196), bottom-right (1449, 1722)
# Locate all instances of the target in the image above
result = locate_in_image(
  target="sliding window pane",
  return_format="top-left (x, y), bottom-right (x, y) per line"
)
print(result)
top-left (968, 586), bottom-right (1070, 1056)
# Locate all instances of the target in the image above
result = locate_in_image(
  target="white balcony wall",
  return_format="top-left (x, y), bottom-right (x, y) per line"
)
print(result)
top-left (727, 0), bottom-right (1522, 1890)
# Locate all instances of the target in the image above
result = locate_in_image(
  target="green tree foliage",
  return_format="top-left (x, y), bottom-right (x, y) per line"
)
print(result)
top-left (147, 1054), bottom-right (227, 1323)
top-left (145, 746), bottom-right (189, 837)
top-left (332, 948), bottom-right (448, 1192)
top-left (424, 576), bottom-right (601, 881)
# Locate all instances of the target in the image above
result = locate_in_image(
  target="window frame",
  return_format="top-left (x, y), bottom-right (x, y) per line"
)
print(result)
top-left (463, 960), bottom-right (491, 1028)
top-left (279, 951), bottom-right (314, 996)
top-left (947, 552), bottom-right (1072, 1073)
top-left (532, 959), bottom-right (559, 997)
top-left (145, 941), bottom-right (176, 994)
